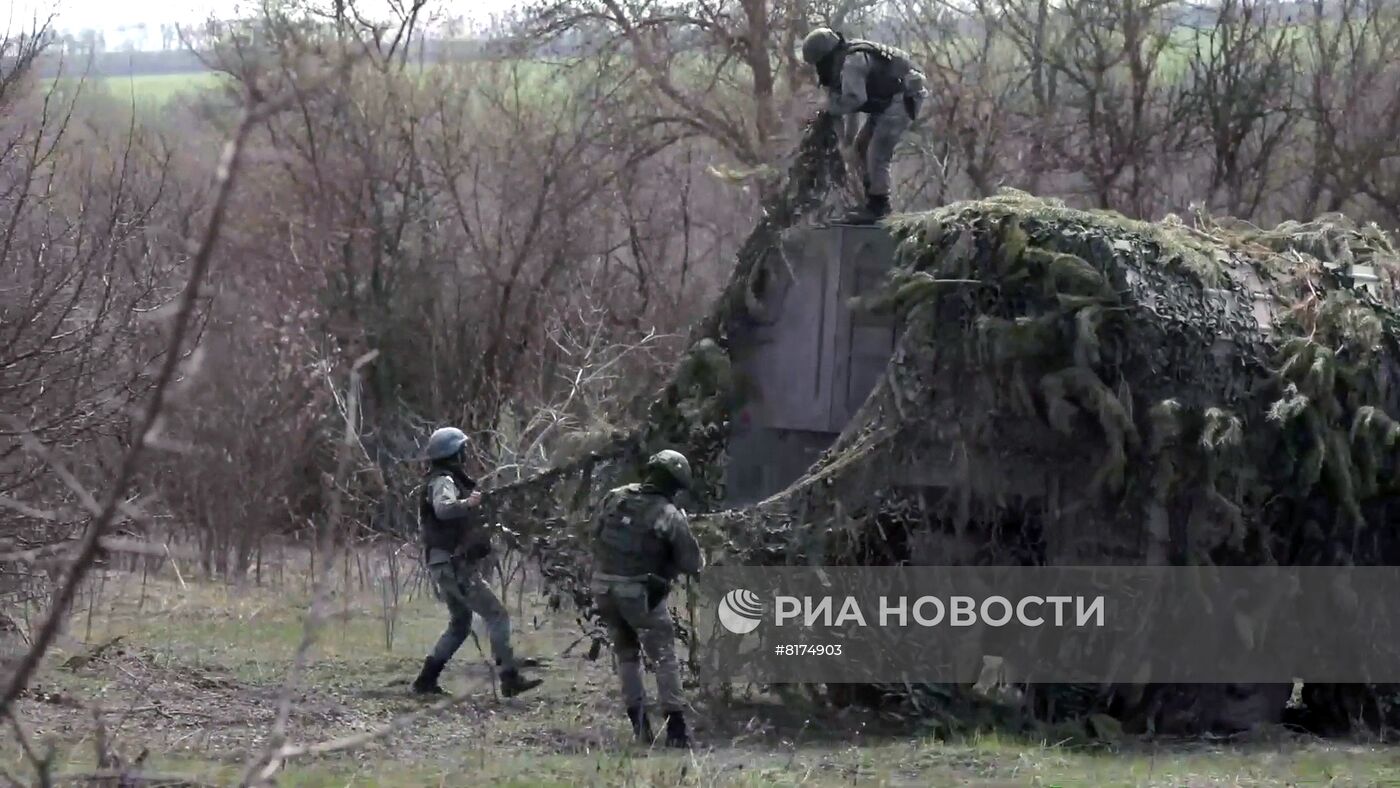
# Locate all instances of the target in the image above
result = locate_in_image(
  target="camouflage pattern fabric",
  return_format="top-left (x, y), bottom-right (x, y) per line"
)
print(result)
top-left (427, 557), bottom-right (516, 670)
top-left (594, 581), bottom-right (686, 712)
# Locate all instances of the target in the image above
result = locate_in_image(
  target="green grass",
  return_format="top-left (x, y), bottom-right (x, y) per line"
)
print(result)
top-left (96, 71), bottom-right (226, 105)
top-left (45, 71), bottom-right (227, 109)
top-left (8, 568), bottom-right (1400, 786)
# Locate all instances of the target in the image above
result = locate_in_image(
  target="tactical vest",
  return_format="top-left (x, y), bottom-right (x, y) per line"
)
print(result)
top-left (418, 467), bottom-right (477, 554)
top-left (592, 484), bottom-right (671, 579)
top-left (842, 40), bottom-right (917, 114)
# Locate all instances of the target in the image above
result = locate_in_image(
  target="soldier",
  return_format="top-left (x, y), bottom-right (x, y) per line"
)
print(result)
top-left (801, 27), bottom-right (928, 224)
top-left (411, 426), bottom-right (543, 698)
top-left (592, 450), bottom-right (706, 748)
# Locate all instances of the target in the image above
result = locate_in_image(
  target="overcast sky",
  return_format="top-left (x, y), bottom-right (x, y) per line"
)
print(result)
top-left (10, 0), bottom-right (522, 37)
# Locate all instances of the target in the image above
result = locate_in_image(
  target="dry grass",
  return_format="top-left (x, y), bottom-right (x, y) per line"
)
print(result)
top-left (6, 560), bottom-right (1400, 786)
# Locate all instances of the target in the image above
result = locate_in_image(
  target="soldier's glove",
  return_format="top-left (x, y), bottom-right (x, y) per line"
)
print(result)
top-left (644, 576), bottom-right (671, 610)
top-left (905, 85), bottom-right (928, 126)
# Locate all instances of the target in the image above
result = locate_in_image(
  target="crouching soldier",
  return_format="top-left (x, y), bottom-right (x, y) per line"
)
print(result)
top-left (801, 27), bottom-right (927, 224)
top-left (592, 450), bottom-right (705, 748)
top-left (411, 426), bottom-right (542, 698)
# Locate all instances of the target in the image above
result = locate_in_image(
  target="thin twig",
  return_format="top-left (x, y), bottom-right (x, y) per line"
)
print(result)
top-left (241, 350), bottom-right (378, 786)
top-left (4, 708), bottom-right (52, 788)
top-left (164, 543), bottom-right (188, 590)
top-left (0, 495), bottom-right (62, 522)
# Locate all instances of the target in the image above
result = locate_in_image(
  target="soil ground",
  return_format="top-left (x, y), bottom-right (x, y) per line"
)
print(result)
top-left (6, 556), bottom-right (1400, 786)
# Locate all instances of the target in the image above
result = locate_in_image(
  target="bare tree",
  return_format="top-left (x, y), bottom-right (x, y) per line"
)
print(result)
top-left (1183, 0), bottom-right (1299, 218)
top-left (892, 0), bottom-right (1022, 202)
top-left (1300, 0), bottom-right (1400, 222)
top-left (2, 91), bottom-right (292, 713)
top-left (1047, 0), bottom-right (1188, 213)
top-left (522, 0), bottom-right (884, 182)
top-left (0, 18), bottom-right (187, 638)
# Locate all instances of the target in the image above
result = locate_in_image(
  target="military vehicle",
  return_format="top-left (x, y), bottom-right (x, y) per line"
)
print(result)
top-left (482, 114), bottom-right (1400, 736)
top-left (723, 226), bottom-right (900, 505)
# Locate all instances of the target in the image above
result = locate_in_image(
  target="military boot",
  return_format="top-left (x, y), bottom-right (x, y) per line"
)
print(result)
top-left (840, 193), bottom-right (891, 225)
top-left (663, 710), bottom-right (691, 748)
top-left (626, 705), bottom-right (653, 743)
top-left (411, 656), bottom-right (448, 696)
top-left (500, 668), bottom-right (543, 698)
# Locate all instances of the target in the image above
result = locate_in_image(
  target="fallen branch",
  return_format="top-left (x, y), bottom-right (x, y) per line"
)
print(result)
top-left (62, 771), bottom-right (218, 787)
top-left (267, 692), bottom-right (479, 762)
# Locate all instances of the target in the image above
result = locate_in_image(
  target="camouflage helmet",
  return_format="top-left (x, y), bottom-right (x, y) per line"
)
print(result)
top-left (801, 27), bottom-right (843, 65)
top-left (646, 449), bottom-right (693, 489)
top-left (425, 427), bottom-right (469, 461)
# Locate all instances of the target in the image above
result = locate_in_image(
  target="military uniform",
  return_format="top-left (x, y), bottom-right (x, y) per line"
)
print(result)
top-left (410, 426), bottom-right (540, 698)
top-left (592, 458), bottom-right (705, 746)
top-left (804, 30), bottom-right (928, 222)
top-left (422, 470), bottom-right (517, 671)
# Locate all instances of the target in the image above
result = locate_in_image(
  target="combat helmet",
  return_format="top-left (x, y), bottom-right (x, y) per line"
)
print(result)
top-left (425, 427), bottom-right (469, 461)
top-left (801, 27), bottom-right (844, 66)
top-left (646, 449), bottom-right (693, 490)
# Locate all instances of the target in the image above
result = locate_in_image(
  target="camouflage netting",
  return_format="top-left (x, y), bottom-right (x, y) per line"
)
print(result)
top-left (705, 191), bottom-right (1400, 735)
top-left (479, 114), bottom-right (1400, 737)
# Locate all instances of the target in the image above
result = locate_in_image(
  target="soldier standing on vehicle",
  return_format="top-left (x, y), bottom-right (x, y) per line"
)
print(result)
top-left (801, 27), bottom-right (927, 224)
top-left (591, 450), bottom-right (706, 748)
top-left (411, 426), bottom-right (543, 698)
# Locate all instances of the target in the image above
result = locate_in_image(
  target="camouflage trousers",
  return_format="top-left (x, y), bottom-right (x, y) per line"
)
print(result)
top-left (427, 557), bottom-right (515, 670)
top-left (594, 580), bottom-right (684, 712)
top-left (854, 73), bottom-right (925, 197)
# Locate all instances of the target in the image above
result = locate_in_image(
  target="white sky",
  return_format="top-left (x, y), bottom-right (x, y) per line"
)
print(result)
top-left (9, 0), bottom-right (523, 38)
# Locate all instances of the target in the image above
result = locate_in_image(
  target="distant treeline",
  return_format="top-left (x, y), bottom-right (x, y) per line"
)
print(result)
top-left (30, 38), bottom-right (503, 78)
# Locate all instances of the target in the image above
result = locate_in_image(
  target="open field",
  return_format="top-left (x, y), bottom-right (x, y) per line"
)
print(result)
top-left (6, 557), bottom-right (1400, 786)
top-left (60, 72), bottom-right (227, 105)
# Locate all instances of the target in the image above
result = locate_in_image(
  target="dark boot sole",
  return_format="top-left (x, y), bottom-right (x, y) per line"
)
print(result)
top-left (501, 679), bottom-right (543, 698)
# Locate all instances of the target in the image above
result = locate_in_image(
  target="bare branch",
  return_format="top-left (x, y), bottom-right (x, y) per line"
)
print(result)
top-left (2, 93), bottom-right (273, 713)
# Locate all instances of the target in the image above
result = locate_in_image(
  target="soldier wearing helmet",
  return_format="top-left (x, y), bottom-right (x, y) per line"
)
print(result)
top-left (591, 449), bottom-right (705, 748)
top-left (410, 426), bottom-right (542, 698)
top-left (801, 27), bottom-right (927, 224)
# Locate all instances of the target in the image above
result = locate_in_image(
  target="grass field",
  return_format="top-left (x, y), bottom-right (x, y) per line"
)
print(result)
top-left (6, 558), bottom-right (1400, 786)
top-left (57, 72), bottom-right (228, 107)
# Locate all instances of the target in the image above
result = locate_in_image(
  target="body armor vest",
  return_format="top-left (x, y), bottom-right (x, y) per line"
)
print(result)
top-left (841, 40), bottom-right (917, 114)
top-left (419, 466), bottom-right (478, 554)
top-left (593, 484), bottom-right (671, 578)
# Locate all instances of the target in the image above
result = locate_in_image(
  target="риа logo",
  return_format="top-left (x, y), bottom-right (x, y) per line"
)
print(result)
top-left (717, 589), bottom-right (765, 634)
